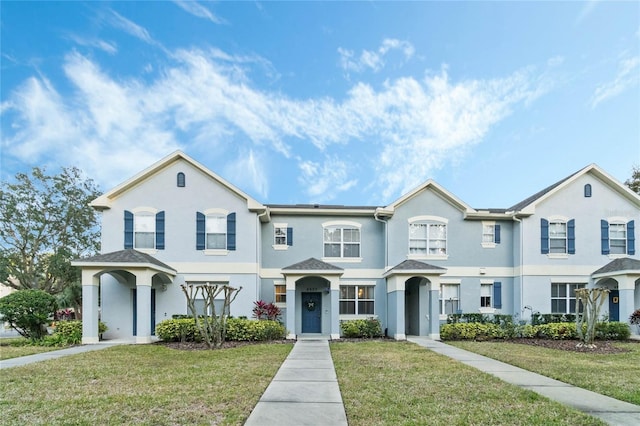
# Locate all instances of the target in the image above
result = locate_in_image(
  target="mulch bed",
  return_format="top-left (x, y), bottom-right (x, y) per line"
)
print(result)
top-left (156, 339), bottom-right (296, 351)
top-left (507, 338), bottom-right (637, 354)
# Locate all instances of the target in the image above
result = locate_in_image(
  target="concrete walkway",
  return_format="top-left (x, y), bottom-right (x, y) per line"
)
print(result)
top-left (408, 336), bottom-right (640, 426)
top-left (0, 341), bottom-right (122, 369)
top-left (244, 338), bottom-right (348, 426)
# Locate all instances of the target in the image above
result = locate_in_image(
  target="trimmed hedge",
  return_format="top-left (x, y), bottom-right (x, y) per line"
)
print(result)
top-left (155, 318), bottom-right (286, 342)
top-left (440, 321), bottom-right (630, 341)
top-left (340, 318), bottom-right (383, 338)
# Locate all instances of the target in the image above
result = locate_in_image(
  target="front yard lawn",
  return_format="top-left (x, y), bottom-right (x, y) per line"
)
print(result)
top-left (449, 340), bottom-right (640, 405)
top-left (331, 341), bottom-right (606, 426)
top-left (0, 338), bottom-right (65, 360)
top-left (0, 343), bottom-right (292, 425)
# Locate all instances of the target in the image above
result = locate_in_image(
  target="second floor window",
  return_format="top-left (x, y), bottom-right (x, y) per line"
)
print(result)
top-left (609, 223), bottom-right (627, 254)
top-left (135, 213), bottom-right (155, 249)
top-left (324, 226), bottom-right (360, 258)
top-left (124, 210), bottom-right (164, 250)
top-left (206, 214), bottom-right (227, 250)
top-left (549, 221), bottom-right (567, 254)
top-left (409, 222), bottom-right (447, 255)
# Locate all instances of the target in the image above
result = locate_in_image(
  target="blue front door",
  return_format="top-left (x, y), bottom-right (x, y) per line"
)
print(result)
top-left (301, 292), bottom-right (322, 333)
top-left (609, 290), bottom-right (619, 321)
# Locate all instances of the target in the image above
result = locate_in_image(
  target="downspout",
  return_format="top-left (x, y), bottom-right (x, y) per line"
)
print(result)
top-left (512, 214), bottom-right (524, 320)
top-left (374, 210), bottom-right (389, 334)
top-left (256, 208), bottom-right (270, 303)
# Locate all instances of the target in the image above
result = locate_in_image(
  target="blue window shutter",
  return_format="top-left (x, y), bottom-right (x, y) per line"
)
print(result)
top-left (540, 219), bottom-right (549, 254)
top-left (628, 220), bottom-right (635, 255)
top-left (494, 224), bottom-right (501, 244)
top-left (155, 211), bottom-right (165, 250)
top-left (493, 282), bottom-right (502, 309)
top-left (567, 219), bottom-right (575, 254)
top-left (287, 227), bottom-right (293, 246)
top-left (124, 211), bottom-right (134, 249)
top-left (227, 212), bottom-right (236, 251)
top-left (196, 212), bottom-right (205, 250)
top-left (601, 220), bottom-right (609, 255)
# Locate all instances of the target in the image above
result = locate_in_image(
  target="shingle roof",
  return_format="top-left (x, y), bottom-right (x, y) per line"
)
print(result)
top-left (593, 257), bottom-right (640, 275)
top-left (387, 259), bottom-right (447, 272)
top-left (282, 258), bottom-right (343, 271)
top-left (74, 249), bottom-right (176, 272)
top-left (509, 169), bottom-right (581, 211)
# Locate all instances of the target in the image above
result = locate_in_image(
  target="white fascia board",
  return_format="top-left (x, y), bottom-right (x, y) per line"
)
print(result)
top-left (385, 179), bottom-right (476, 215)
top-left (70, 261), bottom-right (177, 277)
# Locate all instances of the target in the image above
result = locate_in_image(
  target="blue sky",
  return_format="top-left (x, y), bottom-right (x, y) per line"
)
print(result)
top-left (1, 1), bottom-right (639, 209)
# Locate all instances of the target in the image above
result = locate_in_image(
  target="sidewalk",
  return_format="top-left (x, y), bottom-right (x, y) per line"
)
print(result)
top-left (408, 336), bottom-right (640, 426)
top-left (0, 341), bottom-right (123, 369)
top-left (244, 338), bottom-right (348, 426)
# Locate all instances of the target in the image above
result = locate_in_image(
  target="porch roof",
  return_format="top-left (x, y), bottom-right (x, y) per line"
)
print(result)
top-left (282, 257), bottom-right (343, 274)
top-left (592, 257), bottom-right (640, 278)
top-left (71, 249), bottom-right (177, 276)
top-left (383, 259), bottom-right (447, 278)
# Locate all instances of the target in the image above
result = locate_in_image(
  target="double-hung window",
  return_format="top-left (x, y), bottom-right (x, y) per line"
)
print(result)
top-left (323, 222), bottom-right (361, 259)
top-left (609, 223), bottom-right (626, 254)
top-left (339, 285), bottom-right (374, 315)
top-left (541, 218), bottom-right (575, 255)
top-left (439, 284), bottom-right (459, 315)
top-left (481, 222), bottom-right (501, 248)
top-left (549, 221), bottom-right (567, 254)
top-left (273, 224), bottom-right (293, 249)
top-left (480, 283), bottom-right (492, 308)
top-left (274, 283), bottom-right (286, 304)
top-left (409, 216), bottom-right (447, 257)
top-left (551, 283), bottom-right (585, 314)
top-left (124, 209), bottom-right (165, 251)
top-left (601, 219), bottom-right (635, 256)
top-left (196, 210), bottom-right (236, 253)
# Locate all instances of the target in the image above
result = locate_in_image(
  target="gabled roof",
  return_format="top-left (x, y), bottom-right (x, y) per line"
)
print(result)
top-left (383, 259), bottom-right (447, 278)
top-left (72, 249), bottom-right (177, 276)
top-left (282, 257), bottom-right (343, 272)
top-left (90, 151), bottom-right (266, 212)
top-left (592, 257), bottom-right (640, 277)
top-left (377, 180), bottom-right (475, 218)
top-left (509, 164), bottom-right (640, 215)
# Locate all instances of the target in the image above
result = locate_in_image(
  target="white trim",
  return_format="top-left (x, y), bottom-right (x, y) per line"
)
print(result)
top-left (408, 215), bottom-right (449, 224)
top-left (322, 257), bottom-right (363, 263)
top-left (480, 279), bottom-right (494, 284)
top-left (548, 215), bottom-right (570, 223)
top-left (407, 253), bottom-right (449, 261)
top-left (203, 249), bottom-right (229, 256)
top-left (131, 206), bottom-right (159, 214)
top-left (322, 220), bottom-right (362, 228)
top-left (182, 275), bottom-right (231, 283)
top-left (547, 253), bottom-right (569, 259)
top-left (171, 262), bottom-right (259, 273)
top-left (272, 245), bottom-right (289, 251)
top-left (204, 207), bottom-right (229, 216)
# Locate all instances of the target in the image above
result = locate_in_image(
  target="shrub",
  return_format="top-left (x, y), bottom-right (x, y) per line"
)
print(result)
top-left (440, 322), bottom-right (505, 341)
top-left (252, 300), bottom-right (282, 321)
top-left (531, 312), bottom-right (576, 325)
top-left (535, 322), bottom-right (577, 340)
top-left (45, 320), bottom-right (109, 345)
top-left (226, 318), bottom-right (286, 341)
top-left (156, 318), bottom-right (286, 342)
top-left (595, 321), bottom-right (630, 340)
top-left (0, 289), bottom-right (57, 340)
top-left (340, 318), bottom-right (383, 338)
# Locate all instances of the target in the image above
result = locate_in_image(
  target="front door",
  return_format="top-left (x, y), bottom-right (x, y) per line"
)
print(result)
top-left (609, 290), bottom-right (619, 321)
top-left (301, 292), bottom-right (322, 333)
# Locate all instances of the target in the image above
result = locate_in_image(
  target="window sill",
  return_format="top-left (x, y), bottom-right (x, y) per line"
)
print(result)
top-left (439, 314), bottom-right (448, 321)
top-left (608, 253), bottom-right (629, 259)
top-left (408, 254), bottom-right (448, 261)
top-left (204, 249), bottom-right (229, 256)
top-left (274, 302), bottom-right (286, 309)
top-left (322, 257), bottom-right (363, 263)
top-left (481, 242), bottom-right (496, 249)
top-left (479, 307), bottom-right (496, 314)
top-left (547, 253), bottom-right (569, 259)
top-left (272, 245), bottom-right (289, 251)
top-left (339, 314), bottom-right (378, 320)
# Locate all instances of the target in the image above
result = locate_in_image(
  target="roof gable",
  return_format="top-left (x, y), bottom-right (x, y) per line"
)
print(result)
top-left (378, 180), bottom-right (475, 217)
top-left (90, 151), bottom-right (265, 212)
top-left (510, 164), bottom-right (640, 215)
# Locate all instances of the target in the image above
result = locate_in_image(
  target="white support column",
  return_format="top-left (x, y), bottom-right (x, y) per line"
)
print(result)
top-left (329, 276), bottom-right (341, 339)
top-left (135, 270), bottom-right (153, 344)
top-left (619, 276), bottom-right (636, 326)
top-left (386, 276), bottom-right (406, 340)
top-left (429, 276), bottom-right (441, 340)
top-left (285, 276), bottom-right (297, 340)
top-left (81, 269), bottom-right (100, 344)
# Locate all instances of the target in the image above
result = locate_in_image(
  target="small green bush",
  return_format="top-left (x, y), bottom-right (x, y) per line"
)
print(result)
top-left (340, 318), bottom-right (383, 338)
top-left (0, 289), bottom-right (57, 340)
top-left (156, 318), bottom-right (286, 342)
top-left (595, 322), bottom-right (630, 340)
top-left (46, 320), bottom-right (109, 345)
top-left (535, 322), bottom-right (577, 339)
top-left (440, 322), bottom-right (505, 341)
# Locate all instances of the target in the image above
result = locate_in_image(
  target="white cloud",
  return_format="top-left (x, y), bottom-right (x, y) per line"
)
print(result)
top-left (172, 0), bottom-right (226, 25)
top-left (591, 54), bottom-right (640, 108)
top-left (66, 34), bottom-right (118, 54)
top-left (108, 10), bottom-right (156, 45)
top-left (338, 38), bottom-right (415, 74)
top-left (1, 47), bottom-right (548, 201)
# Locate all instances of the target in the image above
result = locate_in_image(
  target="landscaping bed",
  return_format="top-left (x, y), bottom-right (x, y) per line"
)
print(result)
top-left (508, 338), bottom-right (638, 354)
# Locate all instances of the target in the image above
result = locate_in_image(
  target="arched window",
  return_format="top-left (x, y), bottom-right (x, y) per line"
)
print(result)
top-left (584, 184), bottom-right (592, 197)
top-left (177, 172), bottom-right (186, 187)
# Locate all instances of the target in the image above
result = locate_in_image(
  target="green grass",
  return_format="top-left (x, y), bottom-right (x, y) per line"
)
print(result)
top-left (449, 340), bottom-right (640, 405)
top-left (0, 343), bottom-right (292, 425)
top-left (331, 341), bottom-right (606, 426)
top-left (0, 338), bottom-right (64, 360)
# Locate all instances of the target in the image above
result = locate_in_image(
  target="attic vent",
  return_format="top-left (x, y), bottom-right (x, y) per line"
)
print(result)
top-left (177, 172), bottom-right (186, 187)
top-left (584, 184), bottom-right (591, 198)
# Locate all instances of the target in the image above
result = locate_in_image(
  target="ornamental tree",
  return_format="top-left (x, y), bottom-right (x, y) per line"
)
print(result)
top-left (0, 167), bottom-right (101, 295)
top-left (625, 165), bottom-right (640, 195)
top-left (575, 288), bottom-right (609, 348)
